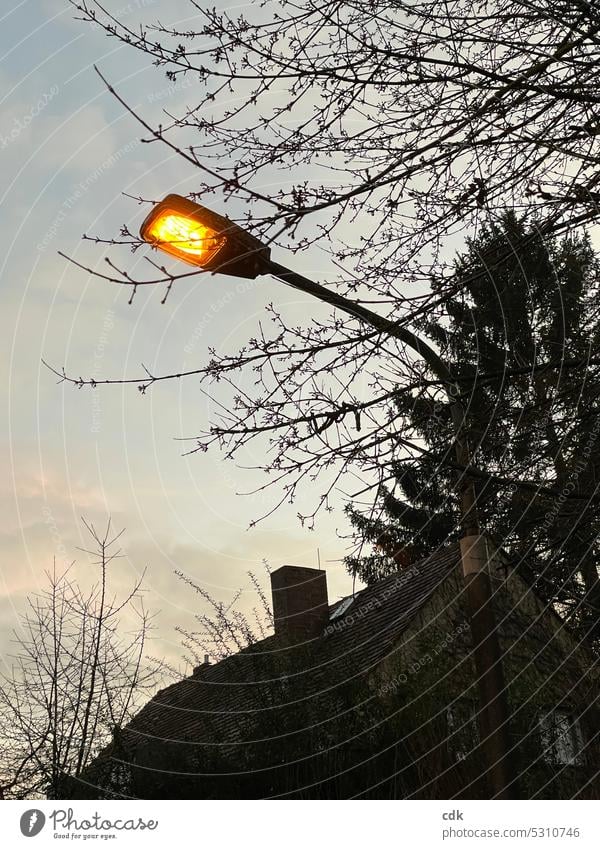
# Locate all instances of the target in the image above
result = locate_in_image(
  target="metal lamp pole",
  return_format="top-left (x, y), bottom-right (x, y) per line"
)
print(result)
top-left (266, 259), bottom-right (519, 799)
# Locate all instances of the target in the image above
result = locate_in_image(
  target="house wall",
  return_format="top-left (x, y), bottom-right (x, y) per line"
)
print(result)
top-left (369, 561), bottom-right (599, 799)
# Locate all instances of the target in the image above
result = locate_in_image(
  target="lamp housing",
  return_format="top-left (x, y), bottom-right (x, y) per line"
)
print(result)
top-left (139, 194), bottom-right (270, 279)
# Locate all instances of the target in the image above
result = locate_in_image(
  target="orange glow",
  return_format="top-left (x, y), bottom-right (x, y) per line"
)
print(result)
top-left (143, 210), bottom-right (226, 266)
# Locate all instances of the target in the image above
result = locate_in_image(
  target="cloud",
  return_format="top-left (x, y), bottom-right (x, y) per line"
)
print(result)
top-left (0, 0), bottom-right (359, 684)
top-left (0, 457), bottom-right (354, 670)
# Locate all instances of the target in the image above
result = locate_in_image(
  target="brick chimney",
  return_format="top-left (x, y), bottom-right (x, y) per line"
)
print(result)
top-left (270, 565), bottom-right (329, 643)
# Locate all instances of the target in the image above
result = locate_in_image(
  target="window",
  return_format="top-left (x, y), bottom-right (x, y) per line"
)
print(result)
top-left (446, 702), bottom-right (479, 761)
top-left (330, 596), bottom-right (354, 620)
top-left (539, 710), bottom-right (584, 766)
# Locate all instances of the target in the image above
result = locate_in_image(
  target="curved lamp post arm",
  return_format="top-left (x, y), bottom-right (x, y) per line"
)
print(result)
top-left (267, 260), bottom-right (479, 536)
top-left (266, 260), bottom-right (454, 385)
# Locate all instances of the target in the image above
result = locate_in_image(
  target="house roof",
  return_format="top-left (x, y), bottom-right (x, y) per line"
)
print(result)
top-left (118, 543), bottom-right (463, 754)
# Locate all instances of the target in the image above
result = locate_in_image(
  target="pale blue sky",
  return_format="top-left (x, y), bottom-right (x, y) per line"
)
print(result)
top-left (1, 0), bottom-right (357, 668)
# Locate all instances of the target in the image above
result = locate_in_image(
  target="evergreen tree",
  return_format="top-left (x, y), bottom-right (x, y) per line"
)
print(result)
top-left (347, 213), bottom-right (600, 642)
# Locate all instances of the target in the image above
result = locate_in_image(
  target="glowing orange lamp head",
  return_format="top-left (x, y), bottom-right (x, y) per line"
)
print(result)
top-left (143, 208), bottom-right (225, 266)
top-left (139, 194), bottom-right (271, 279)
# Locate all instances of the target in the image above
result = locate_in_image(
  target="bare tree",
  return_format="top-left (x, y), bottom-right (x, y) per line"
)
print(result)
top-left (38, 3), bottom-right (600, 799)
top-left (175, 566), bottom-right (273, 664)
top-left (54, 0), bottom-right (600, 530)
top-left (0, 519), bottom-right (160, 799)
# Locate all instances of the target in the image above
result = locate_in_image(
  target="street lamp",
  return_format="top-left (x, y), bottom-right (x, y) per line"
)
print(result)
top-left (140, 195), bottom-right (445, 332)
top-left (140, 194), bottom-right (271, 278)
top-left (140, 193), bottom-right (518, 799)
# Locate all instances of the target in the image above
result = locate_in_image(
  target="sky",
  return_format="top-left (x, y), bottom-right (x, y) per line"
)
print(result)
top-left (0, 0), bottom-right (359, 672)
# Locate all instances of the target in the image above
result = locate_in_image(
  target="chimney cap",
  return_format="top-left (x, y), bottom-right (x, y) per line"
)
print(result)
top-left (273, 563), bottom-right (324, 576)
top-left (192, 655), bottom-right (211, 677)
